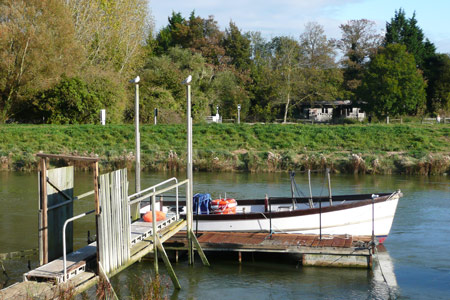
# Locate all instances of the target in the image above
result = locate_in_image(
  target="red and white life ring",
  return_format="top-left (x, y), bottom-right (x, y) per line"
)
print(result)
top-left (211, 198), bottom-right (237, 214)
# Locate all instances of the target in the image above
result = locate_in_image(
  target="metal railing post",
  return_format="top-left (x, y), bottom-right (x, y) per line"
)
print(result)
top-left (63, 210), bottom-right (95, 282)
top-left (319, 196), bottom-right (322, 240)
top-left (372, 195), bottom-right (375, 254)
top-left (176, 183), bottom-right (179, 220)
top-left (152, 194), bottom-right (158, 273)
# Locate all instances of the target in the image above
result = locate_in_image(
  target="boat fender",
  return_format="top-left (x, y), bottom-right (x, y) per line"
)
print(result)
top-left (143, 211), bottom-right (166, 222)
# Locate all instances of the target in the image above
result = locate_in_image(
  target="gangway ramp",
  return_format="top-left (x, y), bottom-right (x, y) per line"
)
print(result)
top-left (1, 162), bottom-right (206, 299)
top-left (24, 215), bottom-right (183, 284)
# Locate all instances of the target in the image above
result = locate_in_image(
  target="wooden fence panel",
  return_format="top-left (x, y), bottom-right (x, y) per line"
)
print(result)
top-left (98, 169), bottom-right (130, 274)
top-left (46, 166), bottom-right (74, 262)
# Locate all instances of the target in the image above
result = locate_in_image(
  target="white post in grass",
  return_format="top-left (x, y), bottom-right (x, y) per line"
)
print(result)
top-left (237, 104), bottom-right (241, 124)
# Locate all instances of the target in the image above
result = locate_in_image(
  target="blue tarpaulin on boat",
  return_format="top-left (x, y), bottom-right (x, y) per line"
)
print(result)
top-left (193, 193), bottom-right (211, 214)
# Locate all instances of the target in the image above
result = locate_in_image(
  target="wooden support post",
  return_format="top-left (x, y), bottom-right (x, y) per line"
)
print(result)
top-left (98, 262), bottom-right (120, 300)
top-left (290, 172), bottom-right (295, 210)
top-left (186, 182), bottom-right (193, 265)
top-left (372, 195), bottom-right (375, 255)
top-left (152, 194), bottom-right (158, 274)
top-left (94, 162), bottom-right (100, 272)
top-left (327, 168), bottom-right (333, 206)
top-left (189, 230), bottom-right (210, 266)
top-left (264, 194), bottom-right (268, 212)
top-left (156, 237), bottom-right (181, 289)
top-left (308, 169), bottom-right (314, 208)
top-left (39, 158), bottom-right (48, 265)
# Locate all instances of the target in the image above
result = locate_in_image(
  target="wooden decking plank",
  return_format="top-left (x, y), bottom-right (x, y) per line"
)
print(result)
top-left (311, 238), bottom-right (320, 247)
top-left (318, 238), bottom-right (334, 247)
top-left (25, 244), bottom-right (97, 280)
top-left (331, 237), bottom-right (346, 247)
top-left (344, 236), bottom-right (353, 248)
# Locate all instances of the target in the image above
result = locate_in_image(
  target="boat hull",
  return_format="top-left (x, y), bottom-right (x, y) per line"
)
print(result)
top-left (141, 192), bottom-right (401, 243)
top-left (193, 198), bottom-right (398, 240)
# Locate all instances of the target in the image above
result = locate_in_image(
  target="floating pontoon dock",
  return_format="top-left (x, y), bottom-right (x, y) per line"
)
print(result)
top-left (165, 231), bottom-right (375, 268)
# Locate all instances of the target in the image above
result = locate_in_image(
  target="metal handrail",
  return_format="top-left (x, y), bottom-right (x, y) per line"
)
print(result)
top-left (128, 177), bottom-right (178, 200)
top-left (128, 177), bottom-right (179, 217)
top-left (62, 209), bottom-right (95, 282)
top-left (128, 179), bottom-right (188, 221)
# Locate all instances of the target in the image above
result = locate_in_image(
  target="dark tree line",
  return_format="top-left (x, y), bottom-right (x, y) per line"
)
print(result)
top-left (0, 3), bottom-right (449, 124)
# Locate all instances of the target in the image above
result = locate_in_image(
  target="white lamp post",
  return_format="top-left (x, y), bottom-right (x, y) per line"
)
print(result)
top-left (182, 74), bottom-right (193, 264)
top-left (129, 76), bottom-right (141, 196)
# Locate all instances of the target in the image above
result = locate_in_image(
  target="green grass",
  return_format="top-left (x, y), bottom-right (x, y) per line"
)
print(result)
top-left (0, 123), bottom-right (449, 174)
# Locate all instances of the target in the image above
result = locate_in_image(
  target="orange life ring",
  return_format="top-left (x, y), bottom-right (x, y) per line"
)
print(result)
top-left (211, 198), bottom-right (237, 214)
top-left (143, 211), bottom-right (166, 222)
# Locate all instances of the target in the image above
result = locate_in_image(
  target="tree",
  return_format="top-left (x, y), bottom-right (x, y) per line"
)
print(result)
top-left (222, 22), bottom-right (252, 71)
top-left (297, 23), bottom-right (343, 109)
top-left (247, 32), bottom-right (279, 121)
top-left (269, 37), bottom-right (302, 123)
top-left (358, 44), bottom-right (426, 118)
top-left (0, 0), bottom-right (82, 122)
top-left (65, 0), bottom-right (150, 75)
top-left (337, 19), bottom-right (382, 93)
top-left (155, 12), bottom-right (226, 66)
top-left (423, 54), bottom-right (450, 113)
top-left (187, 14), bottom-right (226, 66)
top-left (299, 22), bottom-right (336, 69)
top-left (138, 47), bottom-right (215, 122)
top-left (209, 71), bottom-right (250, 119)
top-left (155, 11), bottom-right (184, 54)
top-left (384, 9), bottom-right (435, 68)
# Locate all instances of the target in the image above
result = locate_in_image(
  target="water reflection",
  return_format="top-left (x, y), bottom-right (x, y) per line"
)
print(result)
top-left (372, 245), bottom-right (399, 299)
top-left (0, 171), bottom-right (449, 299)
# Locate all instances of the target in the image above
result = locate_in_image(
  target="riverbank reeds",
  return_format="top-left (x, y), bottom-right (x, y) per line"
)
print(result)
top-left (0, 123), bottom-right (449, 175)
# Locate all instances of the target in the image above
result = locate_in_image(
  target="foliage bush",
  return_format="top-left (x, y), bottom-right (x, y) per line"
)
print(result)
top-left (17, 76), bottom-right (124, 124)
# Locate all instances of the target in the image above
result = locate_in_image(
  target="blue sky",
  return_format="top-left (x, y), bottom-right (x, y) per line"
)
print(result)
top-left (149, 0), bottom-right (450, 53)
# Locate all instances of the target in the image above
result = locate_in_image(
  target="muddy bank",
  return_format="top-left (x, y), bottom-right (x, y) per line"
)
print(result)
top-left (2, 150), bottom-right (449, 175)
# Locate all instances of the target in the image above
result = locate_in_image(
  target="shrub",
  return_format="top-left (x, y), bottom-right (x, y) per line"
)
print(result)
top-left (18, 76), bottom-right (124, 124)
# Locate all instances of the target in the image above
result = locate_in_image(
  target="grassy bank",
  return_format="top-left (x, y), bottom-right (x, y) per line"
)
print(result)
top-left (0, 123), bottom-right (449, 174)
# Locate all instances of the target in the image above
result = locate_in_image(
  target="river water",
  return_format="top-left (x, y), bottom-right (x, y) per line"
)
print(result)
top-left (0, 171), bottom-right (449, 299)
